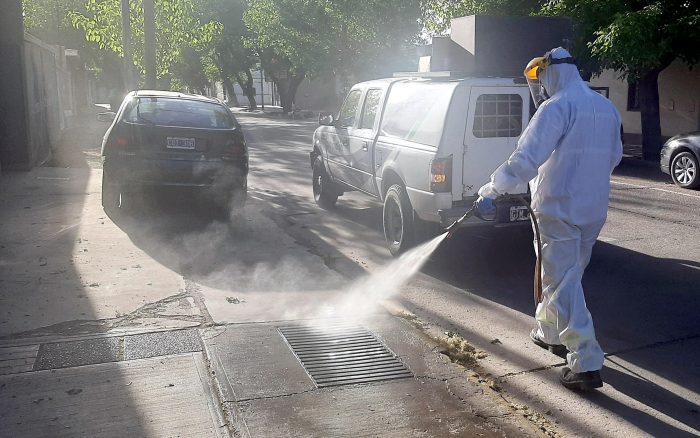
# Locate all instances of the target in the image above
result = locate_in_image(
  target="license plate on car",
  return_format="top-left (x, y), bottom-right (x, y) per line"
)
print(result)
top-left (166, 137), bottom-right (196, 149)
top-left (509, 205), bottom-right (530, 222)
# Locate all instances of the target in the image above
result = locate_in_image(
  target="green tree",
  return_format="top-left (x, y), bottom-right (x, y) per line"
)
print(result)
top-left (23, 0), bottom-right (127, 90)
top-left (544, 0), bottom-right (700, 160)
top-left (243, 0), bottom-right (325, 112)
top-left (24, 0), bottom-right (84, 40)
top-left (201, 0), bottom-right (259, 109)
top-left (244, 0), bottom-right (421, 112)
top-left (421, 0), bottom-right (542, 34)
top-left (170, 47), bottom-right (213, 94)
top-left (71, 0), bottom-right (221, 87)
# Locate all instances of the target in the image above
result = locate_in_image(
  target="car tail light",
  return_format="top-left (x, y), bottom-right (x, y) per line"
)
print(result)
top-left (107, 135), bottom-right (130, 150)
top-left (224, 144), bottom-right (245, 154)
top-left (430, 156), bottom-right (452, 192)
top-left (222, 141), bottom-right (247, 161)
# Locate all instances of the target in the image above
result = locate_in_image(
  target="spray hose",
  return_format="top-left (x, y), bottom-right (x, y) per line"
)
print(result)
top-left (444, 195), bottom-right (543, 307)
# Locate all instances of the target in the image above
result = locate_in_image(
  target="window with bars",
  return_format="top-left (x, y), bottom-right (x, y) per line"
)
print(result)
top-left (472, 94), bottom-right (523, 138)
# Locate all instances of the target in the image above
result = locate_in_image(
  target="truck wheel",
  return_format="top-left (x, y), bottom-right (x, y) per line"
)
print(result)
top-left (101, 169), bottom-right (121, 211)
top-left (312, 156), bottom-right (339, 209)
top-left (383, 184), bottom-right (416, 256)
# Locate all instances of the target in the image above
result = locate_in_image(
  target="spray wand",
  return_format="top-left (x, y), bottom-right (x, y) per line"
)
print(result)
top-left (443, 196), bottom-right (543, 306)
top-left (444, 205), bottom-right (475, 238)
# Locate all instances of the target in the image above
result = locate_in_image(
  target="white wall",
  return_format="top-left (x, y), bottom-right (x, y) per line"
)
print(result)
top-left (591, 60), bottom-right (700, 140)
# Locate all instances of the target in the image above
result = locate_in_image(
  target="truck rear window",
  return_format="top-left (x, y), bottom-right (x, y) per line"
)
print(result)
top-left (380, 82), bottom-right (455, 147)
top-left (472, 94), bottom-right (523, 138)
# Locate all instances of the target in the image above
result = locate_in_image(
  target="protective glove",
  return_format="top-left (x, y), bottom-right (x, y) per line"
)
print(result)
top-left (473, 196), bottom-right (496, 221)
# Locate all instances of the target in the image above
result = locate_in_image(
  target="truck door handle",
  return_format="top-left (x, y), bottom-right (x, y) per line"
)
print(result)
top-left (362, 141), bottom-right (369, 151)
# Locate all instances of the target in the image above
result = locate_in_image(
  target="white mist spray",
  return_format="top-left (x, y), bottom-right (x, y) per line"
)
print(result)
top-left (316, 232), bottom-right (448, 320)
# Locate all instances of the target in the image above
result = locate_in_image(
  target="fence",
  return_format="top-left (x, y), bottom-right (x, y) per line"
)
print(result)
top-left (22, 33), bottom-right (79, 168)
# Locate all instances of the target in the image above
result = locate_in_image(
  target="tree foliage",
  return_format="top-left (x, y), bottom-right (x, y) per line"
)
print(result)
top-left (200, 0), bottom-right (259, 107)
top-left (588, 1), bottom-right (700, 80)
top-left (243, 0), bottom-right (421, 111)
top-left (23, 0), bottom-right (85, 37)
top-left (543, 0), bottom-right (700, 158)
top-left (421, 0), bottom-right (542, 34)
top-left (71, 0), bottom-right (221, 80)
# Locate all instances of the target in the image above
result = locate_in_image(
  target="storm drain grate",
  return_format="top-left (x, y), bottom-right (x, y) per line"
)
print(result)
top-left (33, 329), bottom-right (202, 371)
top-left (278, 323), bottom-right (412, 388)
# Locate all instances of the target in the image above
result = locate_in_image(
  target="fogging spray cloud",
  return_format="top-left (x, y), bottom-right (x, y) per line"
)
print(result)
top-left (314, 233), bottom-right (448, 320)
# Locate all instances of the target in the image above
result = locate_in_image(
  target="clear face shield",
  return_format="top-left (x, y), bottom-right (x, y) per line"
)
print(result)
top-left (524, 56), bottom-right (548, 109)
top-left (523, 52), bottom-right (577, 109)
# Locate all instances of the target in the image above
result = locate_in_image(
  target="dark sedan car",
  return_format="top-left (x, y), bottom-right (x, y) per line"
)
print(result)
top-left (660, 131), bottom-right (700, 189)
top-left (101, 91), bottom-right (248, 211)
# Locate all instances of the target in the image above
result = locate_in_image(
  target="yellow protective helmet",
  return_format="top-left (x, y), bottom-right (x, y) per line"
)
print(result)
top-left (523, 49), bottom-right (577, 80)
top-left (524, 56), bottom-right (547, 81)
top-left (524, 49), bottom-right (577, 108)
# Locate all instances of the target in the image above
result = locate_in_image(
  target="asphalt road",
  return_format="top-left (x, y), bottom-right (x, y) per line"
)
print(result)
top-left (234, 111), bottom-right (700, 437)
top-left (19, 109), bottom-right (698, 436)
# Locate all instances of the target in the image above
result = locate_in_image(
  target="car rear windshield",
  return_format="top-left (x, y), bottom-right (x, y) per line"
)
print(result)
top-left (123, 97), bottom-right (235, 129)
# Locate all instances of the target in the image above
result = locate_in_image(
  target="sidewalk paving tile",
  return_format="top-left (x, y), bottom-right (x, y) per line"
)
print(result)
top-left (0, 352), bottom-right (226, 438)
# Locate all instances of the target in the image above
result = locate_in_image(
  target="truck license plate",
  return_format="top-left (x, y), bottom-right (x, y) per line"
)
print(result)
top-left (166, 137), bottom-right (196, 150)
top-left (509, 206), bottom-right (530, 222)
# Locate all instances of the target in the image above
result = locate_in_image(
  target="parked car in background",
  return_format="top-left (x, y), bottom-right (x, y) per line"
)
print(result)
top-left (660, 131), bottom-right (700, 189)
top-left (100, 90), bottom-right (248, 212)
top-left (310, 76), bottom-right (532, 255)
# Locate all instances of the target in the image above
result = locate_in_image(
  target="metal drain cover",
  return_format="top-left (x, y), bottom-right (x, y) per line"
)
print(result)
top-left (278, 323), bottom-right (412, 388)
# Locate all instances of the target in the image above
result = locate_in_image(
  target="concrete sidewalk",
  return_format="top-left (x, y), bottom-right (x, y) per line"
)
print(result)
top-left (0, 166), bottom-right (541, 437)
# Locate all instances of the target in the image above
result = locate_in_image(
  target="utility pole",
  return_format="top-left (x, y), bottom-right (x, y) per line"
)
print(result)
top-left (143, 0), bottom-right (157, 89)
top-left (120, 0), bottom-right (134, 91)
top-left (260, 68), bottom-right (265, 111)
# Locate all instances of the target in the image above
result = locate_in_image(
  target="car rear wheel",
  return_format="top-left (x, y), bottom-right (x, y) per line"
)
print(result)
top-left (231, 178), bottom-right (248, 209)
top-left (383, 184), bottom-right (416, 256)
top-left (671, 151), bottom-right (700, 189)
top-left (312, 156), bottom-right (339, 209)
top-left (101, 169), bottom-right (121, 211)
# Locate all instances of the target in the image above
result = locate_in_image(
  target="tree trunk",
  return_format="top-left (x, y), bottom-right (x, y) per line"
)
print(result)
top-left (276, 71), bottom-right (305, 113)
top-left (638, 67), bottom-right (664, 161)
top-left (235, 72), bottom-right (257, 110)
top-left (221, 76), bottom-right (239, 106)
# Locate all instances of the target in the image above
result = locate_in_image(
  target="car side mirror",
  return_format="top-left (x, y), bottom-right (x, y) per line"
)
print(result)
top-left (318, 113), bottom-right (335, 127)
top-left (97, 112), bottom-right (117, 123)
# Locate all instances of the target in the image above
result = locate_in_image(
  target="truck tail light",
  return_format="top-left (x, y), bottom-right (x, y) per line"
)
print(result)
top-left (430, 156), bottom-right (452, 192)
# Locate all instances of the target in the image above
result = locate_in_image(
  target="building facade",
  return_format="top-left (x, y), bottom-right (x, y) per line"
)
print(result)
top-left (591, 60), bottom-right (700, 145)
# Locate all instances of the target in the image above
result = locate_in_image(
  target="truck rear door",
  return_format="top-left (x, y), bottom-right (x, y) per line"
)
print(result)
top-left (462, 87), bottom-right (530, 197)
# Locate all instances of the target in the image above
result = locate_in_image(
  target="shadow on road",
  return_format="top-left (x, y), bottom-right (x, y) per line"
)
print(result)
top-left (420, 228), bottom-right (700, 435)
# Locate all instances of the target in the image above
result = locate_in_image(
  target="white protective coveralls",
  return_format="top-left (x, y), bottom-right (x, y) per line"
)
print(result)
top-left (479, 47), bottom-right (623, 373)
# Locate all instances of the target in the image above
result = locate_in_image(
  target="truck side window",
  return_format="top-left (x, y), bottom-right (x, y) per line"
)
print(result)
top-left (380, 82), bottom-right (454, 147)
top-left (338, 90), bottom-right (362, 128)
top-left (360, 89), bottom-right (382, 130)
top-left (473, 94), bottom-right (523, 138)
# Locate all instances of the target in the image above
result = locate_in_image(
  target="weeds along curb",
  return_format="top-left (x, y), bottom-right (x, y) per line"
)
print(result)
top-left (392, 309), bottom-right (562, 438)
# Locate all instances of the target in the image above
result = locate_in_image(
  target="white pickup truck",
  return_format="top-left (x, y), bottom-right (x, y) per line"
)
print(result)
top-left (310, 76), bottom-right (531, 255)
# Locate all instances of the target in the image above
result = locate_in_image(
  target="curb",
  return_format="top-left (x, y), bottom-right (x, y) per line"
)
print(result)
top-left (619, 156), bottom-right (662, 170)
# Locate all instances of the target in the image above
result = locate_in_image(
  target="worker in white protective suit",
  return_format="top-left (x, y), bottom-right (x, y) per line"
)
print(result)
top-left (474, 47), bottom-right (623, 391)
